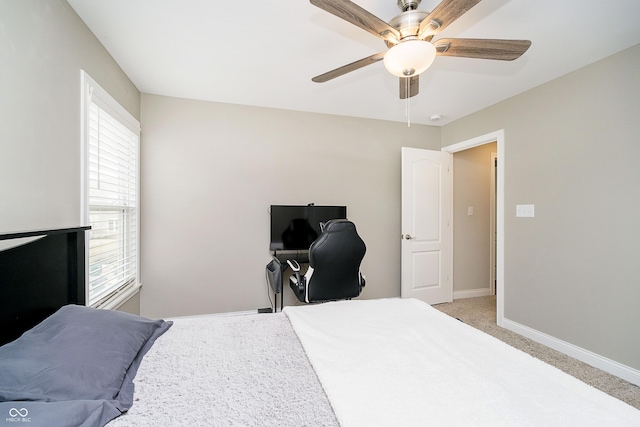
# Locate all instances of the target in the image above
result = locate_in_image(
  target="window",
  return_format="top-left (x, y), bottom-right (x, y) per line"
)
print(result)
top-left (81, 71), bottom-right (140, 308)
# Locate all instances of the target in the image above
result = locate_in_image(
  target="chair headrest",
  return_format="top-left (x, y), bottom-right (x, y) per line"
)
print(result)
top-left (319, 219), bottom-right (355, 233)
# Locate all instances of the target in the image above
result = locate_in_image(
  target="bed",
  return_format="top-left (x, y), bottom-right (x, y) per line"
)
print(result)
top-left (2, 229), bottom-right (640, 427)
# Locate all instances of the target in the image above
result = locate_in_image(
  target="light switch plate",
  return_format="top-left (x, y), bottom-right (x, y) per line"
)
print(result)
top-left (516, 204), bottom-right (535, 217)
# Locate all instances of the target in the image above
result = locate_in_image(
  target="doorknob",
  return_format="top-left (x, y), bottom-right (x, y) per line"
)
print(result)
top-left (403, 234), bottom-right (414, 240)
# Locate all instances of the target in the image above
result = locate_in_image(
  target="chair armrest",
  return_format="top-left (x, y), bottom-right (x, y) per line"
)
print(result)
top-left (287, 259), bottom-right (301, 271)
top-left (287, 259), bottom-right (305, 292)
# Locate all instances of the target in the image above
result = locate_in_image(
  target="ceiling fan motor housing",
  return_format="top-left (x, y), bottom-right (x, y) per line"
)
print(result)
top-left (385, 9), bottom-right (430, 48)
top-left (397, 0), bottom-right (421, 12)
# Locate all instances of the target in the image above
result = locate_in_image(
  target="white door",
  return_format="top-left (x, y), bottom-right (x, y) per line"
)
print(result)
top-left (401, 147), bottom-right (452, 304)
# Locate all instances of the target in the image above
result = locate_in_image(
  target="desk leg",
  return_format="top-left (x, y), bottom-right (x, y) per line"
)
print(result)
top-left (278, 262), bottom-right (288, 312)
top-left (273, 287), bottom-right (278, 313)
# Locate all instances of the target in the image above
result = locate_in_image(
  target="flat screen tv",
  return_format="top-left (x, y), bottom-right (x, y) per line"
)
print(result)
top-left (270, 204), bottom-right (347, 251)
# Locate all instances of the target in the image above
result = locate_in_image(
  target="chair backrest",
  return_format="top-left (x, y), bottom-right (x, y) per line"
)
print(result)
top-left (307, 219), bottom-right (366, 302)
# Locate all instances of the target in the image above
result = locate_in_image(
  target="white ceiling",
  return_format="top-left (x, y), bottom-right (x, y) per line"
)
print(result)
top-left (67, 0), bottom-right (640, 126)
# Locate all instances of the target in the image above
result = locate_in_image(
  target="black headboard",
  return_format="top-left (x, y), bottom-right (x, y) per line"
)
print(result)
top-left (0, 226), bottom-right (90, 346)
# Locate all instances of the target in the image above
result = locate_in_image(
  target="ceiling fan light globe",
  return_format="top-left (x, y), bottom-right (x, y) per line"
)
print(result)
top-left (383, 40), bottom-right (436, 78)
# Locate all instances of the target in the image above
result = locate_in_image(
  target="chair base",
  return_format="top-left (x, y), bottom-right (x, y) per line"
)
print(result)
top-left (289, 275), bottom-right (363, 304)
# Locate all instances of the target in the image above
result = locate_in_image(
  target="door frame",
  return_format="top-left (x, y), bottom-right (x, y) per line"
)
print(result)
top-left (442, 130), bottom-right (505, 326)
top-left (490, 152), bottom-right (497, 295)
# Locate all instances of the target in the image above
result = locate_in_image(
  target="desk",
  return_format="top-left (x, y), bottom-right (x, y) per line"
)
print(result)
top-left (267, 250), bottom-right (309, 312)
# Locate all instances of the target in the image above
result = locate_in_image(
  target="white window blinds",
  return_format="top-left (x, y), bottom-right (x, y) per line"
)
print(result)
top-left (81, 71), bottom-right (140, 307)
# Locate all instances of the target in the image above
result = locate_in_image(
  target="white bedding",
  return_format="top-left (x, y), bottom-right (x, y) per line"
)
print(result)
top-left (284, 298), bottom-right (640, 427)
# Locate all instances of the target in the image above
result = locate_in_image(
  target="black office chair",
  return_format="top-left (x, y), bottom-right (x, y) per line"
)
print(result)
top-left (288, 219), bottom-right (366, 303)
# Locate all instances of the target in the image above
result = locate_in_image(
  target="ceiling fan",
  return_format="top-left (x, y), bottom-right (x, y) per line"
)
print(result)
top-left (310, 0), bottom-right (532, 99)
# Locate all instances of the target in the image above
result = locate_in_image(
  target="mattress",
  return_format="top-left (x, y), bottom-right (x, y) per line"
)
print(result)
top-left (108, 298), bottom-right (640, 426)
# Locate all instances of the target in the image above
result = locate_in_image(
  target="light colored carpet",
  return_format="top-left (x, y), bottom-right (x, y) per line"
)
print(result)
top-left (433, 295), bottom-right (640, 410)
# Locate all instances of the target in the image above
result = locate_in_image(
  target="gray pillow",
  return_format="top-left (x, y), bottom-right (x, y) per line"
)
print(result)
top-left (0, 304), bottom-right (172, 426)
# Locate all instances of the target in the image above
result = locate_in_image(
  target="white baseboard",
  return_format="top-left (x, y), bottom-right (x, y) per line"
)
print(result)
top-left (167, 310), bottom-right (258, 320)
top-left (453, 288), bottom-right (492, 299)
top-left (502, 318), bottom-right (640, 387)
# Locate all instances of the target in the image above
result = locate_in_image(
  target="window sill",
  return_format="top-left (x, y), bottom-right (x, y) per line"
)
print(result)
top-left (92, 282), bottom-right (141, 311)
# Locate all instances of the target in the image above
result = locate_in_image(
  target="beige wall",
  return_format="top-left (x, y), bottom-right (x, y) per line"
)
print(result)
top-left (453, 142), bottom-right (496, 295)
top-left (0, 0), bottom-right (139, 233)
top-left (442, 44), bottom-right (640, 370)
top-left (117, 291), bottom-right (141, 315)
top-left (139, 94), bottom-right (440, 318)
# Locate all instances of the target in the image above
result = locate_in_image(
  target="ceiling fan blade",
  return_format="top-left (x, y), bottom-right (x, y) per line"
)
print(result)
top-left (312, 53), bottom-right (385, 83)
top-left (310, 0), bottom-right (400, 43)
top-left (418, 0), bottom-right (481, 39)
top-left (399, 76), bottom-right (419, 99)
top-left (434, 38), bottom-right (532, 60)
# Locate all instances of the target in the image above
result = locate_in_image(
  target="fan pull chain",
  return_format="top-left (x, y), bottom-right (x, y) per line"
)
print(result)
top-left (406, 78), bottom-right (411, 127)
top-left (407, 98), bottom-right (411, 127)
